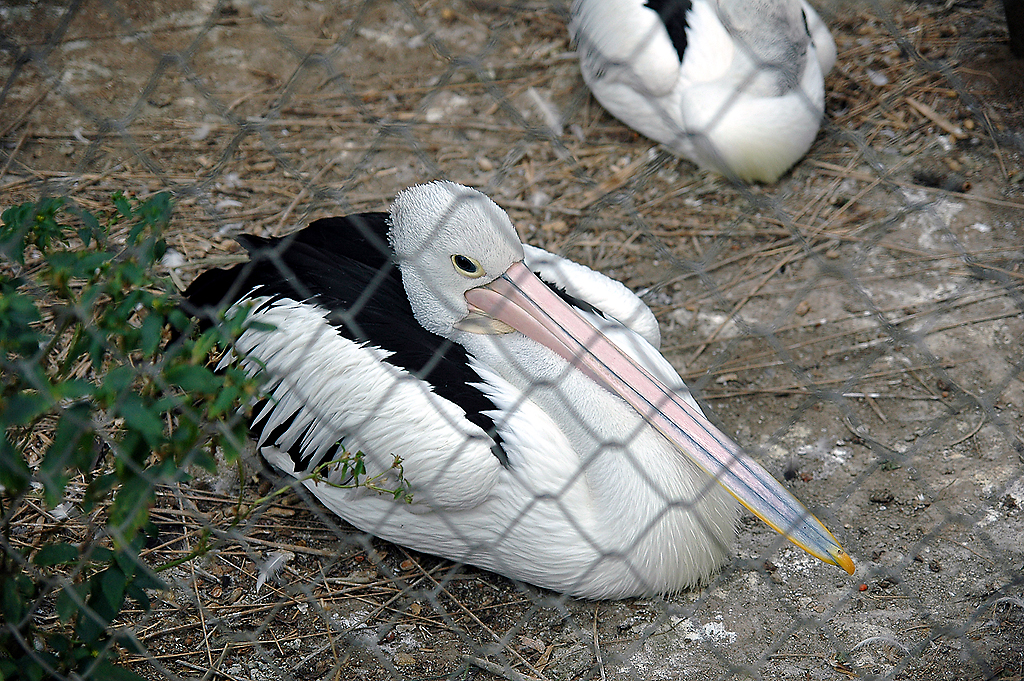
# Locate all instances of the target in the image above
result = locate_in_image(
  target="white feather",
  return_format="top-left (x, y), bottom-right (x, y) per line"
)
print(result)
top-left (255, 550), bottom-right (294, 593)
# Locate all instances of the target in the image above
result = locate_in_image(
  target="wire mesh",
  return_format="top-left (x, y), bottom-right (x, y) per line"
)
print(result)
top-left (1, 0), bottom-right (1023, 679)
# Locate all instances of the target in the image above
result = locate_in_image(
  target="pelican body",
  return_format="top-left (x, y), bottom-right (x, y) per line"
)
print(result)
top-left (570, 0), bottom-right (837, 182)
top-left (186, 182), bottom-right (852, 598)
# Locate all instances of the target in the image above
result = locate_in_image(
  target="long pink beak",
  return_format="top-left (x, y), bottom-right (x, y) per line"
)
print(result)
top-left (465, 261), bottom-right (855, 575)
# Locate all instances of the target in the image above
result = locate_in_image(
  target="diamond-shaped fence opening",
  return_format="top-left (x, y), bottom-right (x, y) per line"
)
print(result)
top-left (1, 0), bottom-right (1023, 680)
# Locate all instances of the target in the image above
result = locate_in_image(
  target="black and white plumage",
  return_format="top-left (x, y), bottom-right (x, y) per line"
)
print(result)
top-left (186, 181), bottom-right (853, 599)
top-left (570, 0), bottom-right (837, 182)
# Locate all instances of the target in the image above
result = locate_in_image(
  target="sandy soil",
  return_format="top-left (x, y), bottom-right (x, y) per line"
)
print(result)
top-left (1, 0), bottom-right (1023, 679)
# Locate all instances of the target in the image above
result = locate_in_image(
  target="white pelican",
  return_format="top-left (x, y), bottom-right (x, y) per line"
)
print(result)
top-left (186, 181), bottom-right (854, 599)
top-left (570, 0), bottom-right (837, 182)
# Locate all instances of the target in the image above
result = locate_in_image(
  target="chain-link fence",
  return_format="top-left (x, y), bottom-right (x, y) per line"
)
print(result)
top-left (2, 0), bottom-right (1023, 679)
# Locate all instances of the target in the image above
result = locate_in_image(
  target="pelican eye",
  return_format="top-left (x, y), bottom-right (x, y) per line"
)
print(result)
top-left (451, 254), bottom-right (485, 278)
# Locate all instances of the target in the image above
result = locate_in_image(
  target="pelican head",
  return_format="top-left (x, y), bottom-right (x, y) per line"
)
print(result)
top-left (389, 181), bottom-right (524, 338)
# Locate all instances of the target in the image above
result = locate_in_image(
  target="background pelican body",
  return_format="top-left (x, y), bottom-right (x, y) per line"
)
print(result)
top-left (187, 182), bottom-right (849, 599)
top-left (570, 0), bottom-right (837, 182)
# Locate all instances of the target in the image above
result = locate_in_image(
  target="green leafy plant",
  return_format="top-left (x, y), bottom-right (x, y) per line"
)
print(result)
top-left (0, 194), bottom-right (258, 681)
top-left (313, 450), bottom-right (412, 502)
top-left (239, 449), bottom-right (413, 523)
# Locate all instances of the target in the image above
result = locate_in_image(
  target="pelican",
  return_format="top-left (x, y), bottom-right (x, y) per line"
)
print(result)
top-left (569, 0), bottom-right (837, 182)
top-left (185, 181), bottom-right (853, 599)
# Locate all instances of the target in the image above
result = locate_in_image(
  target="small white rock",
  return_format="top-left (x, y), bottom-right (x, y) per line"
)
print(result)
top-left (866, 68), bottom-right (889, 86)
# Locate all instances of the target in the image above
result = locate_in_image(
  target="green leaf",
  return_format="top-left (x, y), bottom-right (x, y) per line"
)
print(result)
top-left (139, 312), bottom-right (164, 357)
top-left (102, 365), bottom-right (136, 399)
top-left (148, 457), bottom-right (184, 487)
top-left (75, 206), bottom-right (102, 246)
top-left (129, 564), bottom-right (166, 593)
top-left (0, 658), bottom-right (19, 679)
top-left (130, 192), bottom-right (172, 242)
top-left (1, 573), bottom-right (29, 623)
top-left (0, 283), bottom-right (42, 355)
top-left (164, 364), bottom-right (221, 394)
top-left (17, 658), bottom-right (46, 681)
top-left (89, 662), bottom-right (148, 681)
top-left (56, 584), bottom-right (83, 624)
top-left (108, 475), bottom-right (154, 543)
top-left (54, 378), bottom-right (94, 401)
top-left (84, 474), bottom-right (118, 511)
top-left (88, 546), bottom-right (114, 563)
top-left (113, 192), bottom-right (131, 220)
top-left (113, 542), bottom-right (140, 577)
top-left (100, 567), bottom-right (127, 615)
top-left (48, 249), bottom-right (112, 282)
top-left (38, 402), bottom-right (95, 507)
top-left (75, 600), bottom-right (104, 646)
top-left (166, 307), bottom-right (192, 332)
top-left (208, 383), bottom-right (240, 418)
top-left (0, 197), bottom-right (64, 263)
top-left (4, 391), bottom-right (51, 426)
top-left (72, 643), bottom-right (94, 662)
top-left (32, 543), bottom-right (79, 567)
top-left (126, 220), bottom-right (148, 247)
top-left (115, 394), bottom-right (165, 446)
top-left (0, 436), bottom-right (32, 493)
top-left (124, 581), bottom-right (152, 613)
top-left (189, 448), bottom-right (218, 474)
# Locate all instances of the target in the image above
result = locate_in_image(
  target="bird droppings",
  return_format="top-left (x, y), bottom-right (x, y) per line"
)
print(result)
top-left (618, 616), bottom-right (738, 679)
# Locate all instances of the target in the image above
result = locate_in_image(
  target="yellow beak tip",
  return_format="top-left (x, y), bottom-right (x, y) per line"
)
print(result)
top-left (834, 549), bottom-right (856, 575)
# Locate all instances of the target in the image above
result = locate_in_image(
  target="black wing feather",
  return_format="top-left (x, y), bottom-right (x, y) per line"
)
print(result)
top-left (645, 0), bottom-right (692, 62)
top-left (185, 213), bottom-right (509, 468)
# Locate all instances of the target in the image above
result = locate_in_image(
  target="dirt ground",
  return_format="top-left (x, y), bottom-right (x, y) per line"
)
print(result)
top-left (2, 0), bottom-right (1023, 679)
